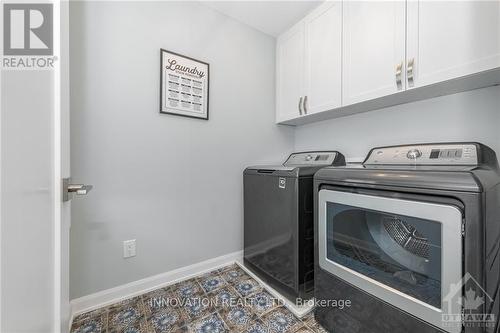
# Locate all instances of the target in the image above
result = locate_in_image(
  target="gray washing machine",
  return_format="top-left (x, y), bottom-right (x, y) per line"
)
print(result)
top-left (244, 151), bottom-right (345, 302)
top-left (314, 143), bottom-right (500, 333)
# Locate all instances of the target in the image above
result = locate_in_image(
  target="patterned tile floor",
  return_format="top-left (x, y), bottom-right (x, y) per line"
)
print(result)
top-left (71, 263), bottom-right (328, 333)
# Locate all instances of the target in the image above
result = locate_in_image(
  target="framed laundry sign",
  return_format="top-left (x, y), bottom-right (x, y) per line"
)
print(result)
top-left (160, 49), bottom-right (210, 120)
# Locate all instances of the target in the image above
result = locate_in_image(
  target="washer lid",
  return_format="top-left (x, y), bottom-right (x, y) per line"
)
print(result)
top-left (245, 165), bottom-right (295, 172)
top-left (284, 151), bottom-right (341, 167)
top-left (245, 151), bottom-right (345, 177)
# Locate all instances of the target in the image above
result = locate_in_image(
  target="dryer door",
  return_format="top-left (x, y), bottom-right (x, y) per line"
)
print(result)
top-left (318, 189), bottom-right (463, 333)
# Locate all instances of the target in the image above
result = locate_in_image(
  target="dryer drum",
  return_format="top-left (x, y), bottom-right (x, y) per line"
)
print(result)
top-left (383, 217), bottom-right (430, 259)
top-left (366, 213), bottom-right (430, 275)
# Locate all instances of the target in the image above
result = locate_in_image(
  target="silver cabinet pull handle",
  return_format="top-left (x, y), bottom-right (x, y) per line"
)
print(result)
top-left (298, 96), bottom-right (303, 115)
top-left (407, 58), bottom-right (415, 88)
top-left (303, 95), bottom-right (308, 114)
top-left (395, 61), bottom-right (403, 90)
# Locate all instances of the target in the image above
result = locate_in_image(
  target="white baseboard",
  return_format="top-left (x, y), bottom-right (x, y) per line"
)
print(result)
top-left (70, 250), bottom-right (243, 319)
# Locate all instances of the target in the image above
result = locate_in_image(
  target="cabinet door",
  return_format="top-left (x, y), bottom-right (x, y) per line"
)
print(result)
top-left (276, 22), bottom-right (305, 122)
top-left (342, 1), bottom-right (406, 105)
top-left (304, 1), bottom-right (342, 114)
top-left (407, 1), bottom-right (500, 89)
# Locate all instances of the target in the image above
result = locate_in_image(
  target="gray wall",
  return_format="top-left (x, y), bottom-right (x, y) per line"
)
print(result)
top-left (295, 86), bottom-right (500, 160)
top-left (69, 1), bottom-right (294, 299)
top-left (70, 1), bottom-right (500, 300)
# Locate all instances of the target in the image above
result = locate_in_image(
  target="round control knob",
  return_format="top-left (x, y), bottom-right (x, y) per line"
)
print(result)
top-left (407, 149), bottom-right (422, 160)
top-left (305, 155), bottom-right (313, 161)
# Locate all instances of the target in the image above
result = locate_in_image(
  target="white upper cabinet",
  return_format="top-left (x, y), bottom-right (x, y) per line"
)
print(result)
top-left (276, 22), bottom-right (305, 123)
top-left (304, 2), bottom-right (342, 114)
top-left (342, 1), bottom-right (406, 105)
top-left (276, 0), bottom-right (500, 125)
top-left (406, 1), bottom-right (500, 89)
top-left (276, 2), bottom-right (342, 122)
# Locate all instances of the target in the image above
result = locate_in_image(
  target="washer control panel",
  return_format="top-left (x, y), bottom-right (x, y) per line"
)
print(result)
top-left (284, 152), bottom-right (338, 166)
top-left (364, 144), bottom-right (478, 165)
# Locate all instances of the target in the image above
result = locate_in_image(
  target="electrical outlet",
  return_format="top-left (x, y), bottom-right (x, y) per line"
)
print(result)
top-left (123, 239), bottom-right (136, 258)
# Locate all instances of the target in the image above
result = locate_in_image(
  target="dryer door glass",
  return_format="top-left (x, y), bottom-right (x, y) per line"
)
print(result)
top-left (318, 189), bottom-right (463, 330)
top-left (326, 202), bottom-right (442, 308)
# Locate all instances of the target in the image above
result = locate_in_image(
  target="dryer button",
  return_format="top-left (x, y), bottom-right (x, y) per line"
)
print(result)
top-left (407, 149), bottom-right (422, 160)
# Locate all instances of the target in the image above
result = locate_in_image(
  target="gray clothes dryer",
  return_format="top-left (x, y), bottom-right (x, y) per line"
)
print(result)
top-left (314, 143), bottom-right (500, 333)
top-left (244, 151), bottom-right (345, 302)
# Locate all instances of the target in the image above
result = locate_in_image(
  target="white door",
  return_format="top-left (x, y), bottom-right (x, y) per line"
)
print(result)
top-left (59, 2), bottom-right (72, 332)
top-left (276, 22), bottom-right (305, 122)
top-left (304, 1), bottom-right (342, 114)
top-left (407, 1), bottom-right (500, 89)
top-left (342, 1), bottom-right (406, 105)
top-left (1, 2), bottom-right (74, 332)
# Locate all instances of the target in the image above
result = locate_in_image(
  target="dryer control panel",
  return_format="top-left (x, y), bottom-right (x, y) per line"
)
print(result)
top-left (364, 144), bottom-right (478, 165)
top-left (284, 152), bottom-right (339, 166)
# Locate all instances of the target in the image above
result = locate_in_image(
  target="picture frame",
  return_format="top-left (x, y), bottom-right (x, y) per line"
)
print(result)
top-left (160, 48), bottom-right (210, 120)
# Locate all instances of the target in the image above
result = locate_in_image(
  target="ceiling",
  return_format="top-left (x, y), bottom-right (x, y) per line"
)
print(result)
top-left (202, 1), bottom-right (323, 37)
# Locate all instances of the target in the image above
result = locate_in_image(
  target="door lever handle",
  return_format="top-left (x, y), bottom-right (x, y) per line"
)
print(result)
top-left (63, 178), bottom-right (93, 201)
top-left (68, 184), bottom-right (93, 195)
